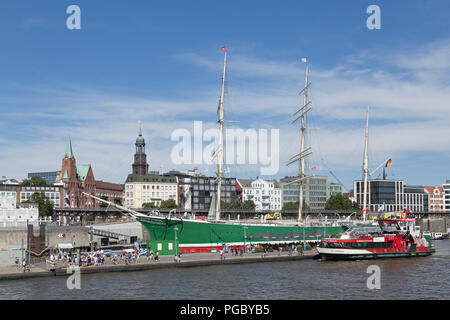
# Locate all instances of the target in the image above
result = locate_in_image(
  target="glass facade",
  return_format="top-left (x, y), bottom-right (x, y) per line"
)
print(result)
top-left (443, 182), bottom-right (450, 212)
top-left (28, 171), bottom-right (59, 185)
top-left (280, 176), bottom-right (342, 210)
top-left (370, 181), bottom-right (396, 204)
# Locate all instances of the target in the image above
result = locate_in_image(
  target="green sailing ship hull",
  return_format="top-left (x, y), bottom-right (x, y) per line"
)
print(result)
top-left (137, 215), bottom-right (343, 253)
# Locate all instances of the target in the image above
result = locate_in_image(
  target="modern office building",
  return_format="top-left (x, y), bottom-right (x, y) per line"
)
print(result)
top-left (328, 183), bottom-right (343, 197)
top-left (27, 171), bottom-right (60, 185)
top-left (443, 180), bottom-right (450, 213)
top-left (353, 179), bottom-right (427, 212)
top-left (164, 170), bottom-right (239, 211)
top-left (280, 175), bottom-right (341, 210)
top-left (239, 178), bottom-right (282, 212)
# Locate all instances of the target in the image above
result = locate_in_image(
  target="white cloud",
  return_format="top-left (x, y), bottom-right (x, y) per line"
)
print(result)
top-left (1, 39), bottom-right (449, 188)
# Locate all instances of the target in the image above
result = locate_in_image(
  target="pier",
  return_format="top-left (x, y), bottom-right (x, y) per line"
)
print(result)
top-left (0, 250), bottom-right (316, 281)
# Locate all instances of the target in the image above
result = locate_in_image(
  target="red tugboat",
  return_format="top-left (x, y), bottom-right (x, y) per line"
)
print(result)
top-left (317, 212), bottom-right (433, 260)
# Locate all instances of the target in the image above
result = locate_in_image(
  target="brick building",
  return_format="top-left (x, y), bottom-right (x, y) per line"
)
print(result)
top-left (56, 137), bottom-right (123, 208)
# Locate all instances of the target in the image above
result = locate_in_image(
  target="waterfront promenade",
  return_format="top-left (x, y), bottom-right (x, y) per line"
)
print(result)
top-left (0, 250), bottom-right (316, 281)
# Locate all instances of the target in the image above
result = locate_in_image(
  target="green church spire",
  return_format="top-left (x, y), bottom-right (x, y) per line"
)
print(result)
top-left (65, 136), bottom-right (73, 158)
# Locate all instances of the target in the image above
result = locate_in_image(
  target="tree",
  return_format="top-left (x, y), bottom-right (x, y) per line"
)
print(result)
top-left (159, 199), bottom-right (177, 209)
top-left (22, 176), bottom-right (47, 186)
top-left (142, 202), bottom-right (158, 209)
top-left (206, 199), bottom-right (255, 210)
top-left (282, 200), bottom-right (309, 211)
top-left (241, 200), bottom-right (256, 210)
top-left (24, 192), bottom-right (54, 217)
top-left (325, 193), bottom-right (360, 210)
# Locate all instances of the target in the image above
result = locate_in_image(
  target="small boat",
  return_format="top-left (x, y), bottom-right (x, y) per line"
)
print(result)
top-left (317, 213), bottom-right (432, 260)
top-left (431, 232), bottom-right (443, 240)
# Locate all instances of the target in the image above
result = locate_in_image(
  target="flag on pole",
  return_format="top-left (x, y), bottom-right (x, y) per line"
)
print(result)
top-left (221, 46), bottom-right (227, 51)
top-left (193, 166), bottom-right (199, 171)
top-left (385, 159), bottom-right (392, 168)
top-left (311, 166), bottom-right (317, 170)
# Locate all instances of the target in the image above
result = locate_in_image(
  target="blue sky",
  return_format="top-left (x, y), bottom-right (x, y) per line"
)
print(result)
top-left (0, 0), bottom-right (449, 190)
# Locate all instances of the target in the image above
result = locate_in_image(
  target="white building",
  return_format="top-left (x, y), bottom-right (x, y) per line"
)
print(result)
top-left (424, 186), bottom-right (444, 212)
top-left (239, 178), bottom-right (282, 212)
top-left (124, 174), bottom-right (179, 209)
top-left (443, 181), bottom-right (450, 213)
top-left (0, 188), bottom-right (38, 225)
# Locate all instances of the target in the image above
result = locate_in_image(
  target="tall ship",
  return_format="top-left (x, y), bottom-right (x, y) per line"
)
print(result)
top-left (84, 49), bottom-right (343, 253)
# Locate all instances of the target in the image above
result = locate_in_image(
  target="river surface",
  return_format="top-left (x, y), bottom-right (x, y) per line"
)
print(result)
top-left (1, 240), bottom-right (449, 300)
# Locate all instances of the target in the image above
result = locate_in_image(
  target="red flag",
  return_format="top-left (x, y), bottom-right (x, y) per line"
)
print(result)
top-left (221, 46), bottom-right (227, 51)
top-left (311, 166), bottom-right (316, 170)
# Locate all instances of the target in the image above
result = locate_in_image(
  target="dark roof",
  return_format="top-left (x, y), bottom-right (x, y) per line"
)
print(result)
top-left (125, 174), bottom-right (178, 183)
top-left (237, 179), bottom-right (253, 188)
top-left (95, 180), bottom-right (124, 191)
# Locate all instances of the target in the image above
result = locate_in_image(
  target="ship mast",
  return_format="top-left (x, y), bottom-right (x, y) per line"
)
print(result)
top-left (288, 58), bottom-right (312, 223)
top-left (213, 47), bottom-right (227, 221)
top-left (362, 107), bottom-right (370, 221)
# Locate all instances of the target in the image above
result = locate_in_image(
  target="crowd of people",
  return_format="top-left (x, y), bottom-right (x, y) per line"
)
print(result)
top-left (47, 248), bottom-right (163, 268)
top-left (45, 241), bottom-right (319, 269)
top-left (218, 241), bottom-right (318, 259)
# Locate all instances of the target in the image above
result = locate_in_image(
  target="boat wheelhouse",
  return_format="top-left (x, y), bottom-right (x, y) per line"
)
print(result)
top-left (317, 214), bottom-right (432, 260)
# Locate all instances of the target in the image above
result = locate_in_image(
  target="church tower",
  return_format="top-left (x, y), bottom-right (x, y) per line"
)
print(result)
top-left (132, 123), bottom-right (149, 175)
top-left (61, 136), bottom-right (77, 180)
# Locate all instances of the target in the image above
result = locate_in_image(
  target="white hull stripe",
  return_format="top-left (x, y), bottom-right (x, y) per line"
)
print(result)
top-left (317, 248), bottom-right (373, 255)
top-left (179, 240), bottom-right (316, 248)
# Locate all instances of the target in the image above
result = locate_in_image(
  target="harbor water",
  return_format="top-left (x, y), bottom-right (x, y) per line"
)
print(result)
top-left (1, 240), bottom-right (449, 300)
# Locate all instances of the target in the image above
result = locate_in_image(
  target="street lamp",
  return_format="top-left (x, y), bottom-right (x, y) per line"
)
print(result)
top-left (243, 226), bottom-right (248, 253)
top-left (174, 226), bottom-right (179, 257)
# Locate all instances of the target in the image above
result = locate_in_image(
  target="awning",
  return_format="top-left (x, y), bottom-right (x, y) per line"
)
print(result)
top-left (58, 243), bottom-right (73, 249)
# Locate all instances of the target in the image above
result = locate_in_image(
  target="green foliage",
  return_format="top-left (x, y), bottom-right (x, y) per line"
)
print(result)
top-left (205, 199), bottom-right (256, 210)
top-left (241, 200), bottom-right (256, 210)
top-left (24, 192), bottom-right (53, 216)
top-left (325, 193), bottom-right (360, 210)
top-left (142, 202), bottom-right (158, 209)
top-left (282, 200), bottom-right (309, 211)
top-left (22, 176), bottom-right (47, 186)
top-left (159, 199), bottom-right (177, 209)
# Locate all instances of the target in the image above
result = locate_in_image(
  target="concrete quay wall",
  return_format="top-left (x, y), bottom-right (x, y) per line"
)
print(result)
top-left (0, 228), bottom-right (28, 251)
top-left (0, 254), bottom-right (313, 280)
top-left (421, 218), bottom-right (450, 233)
